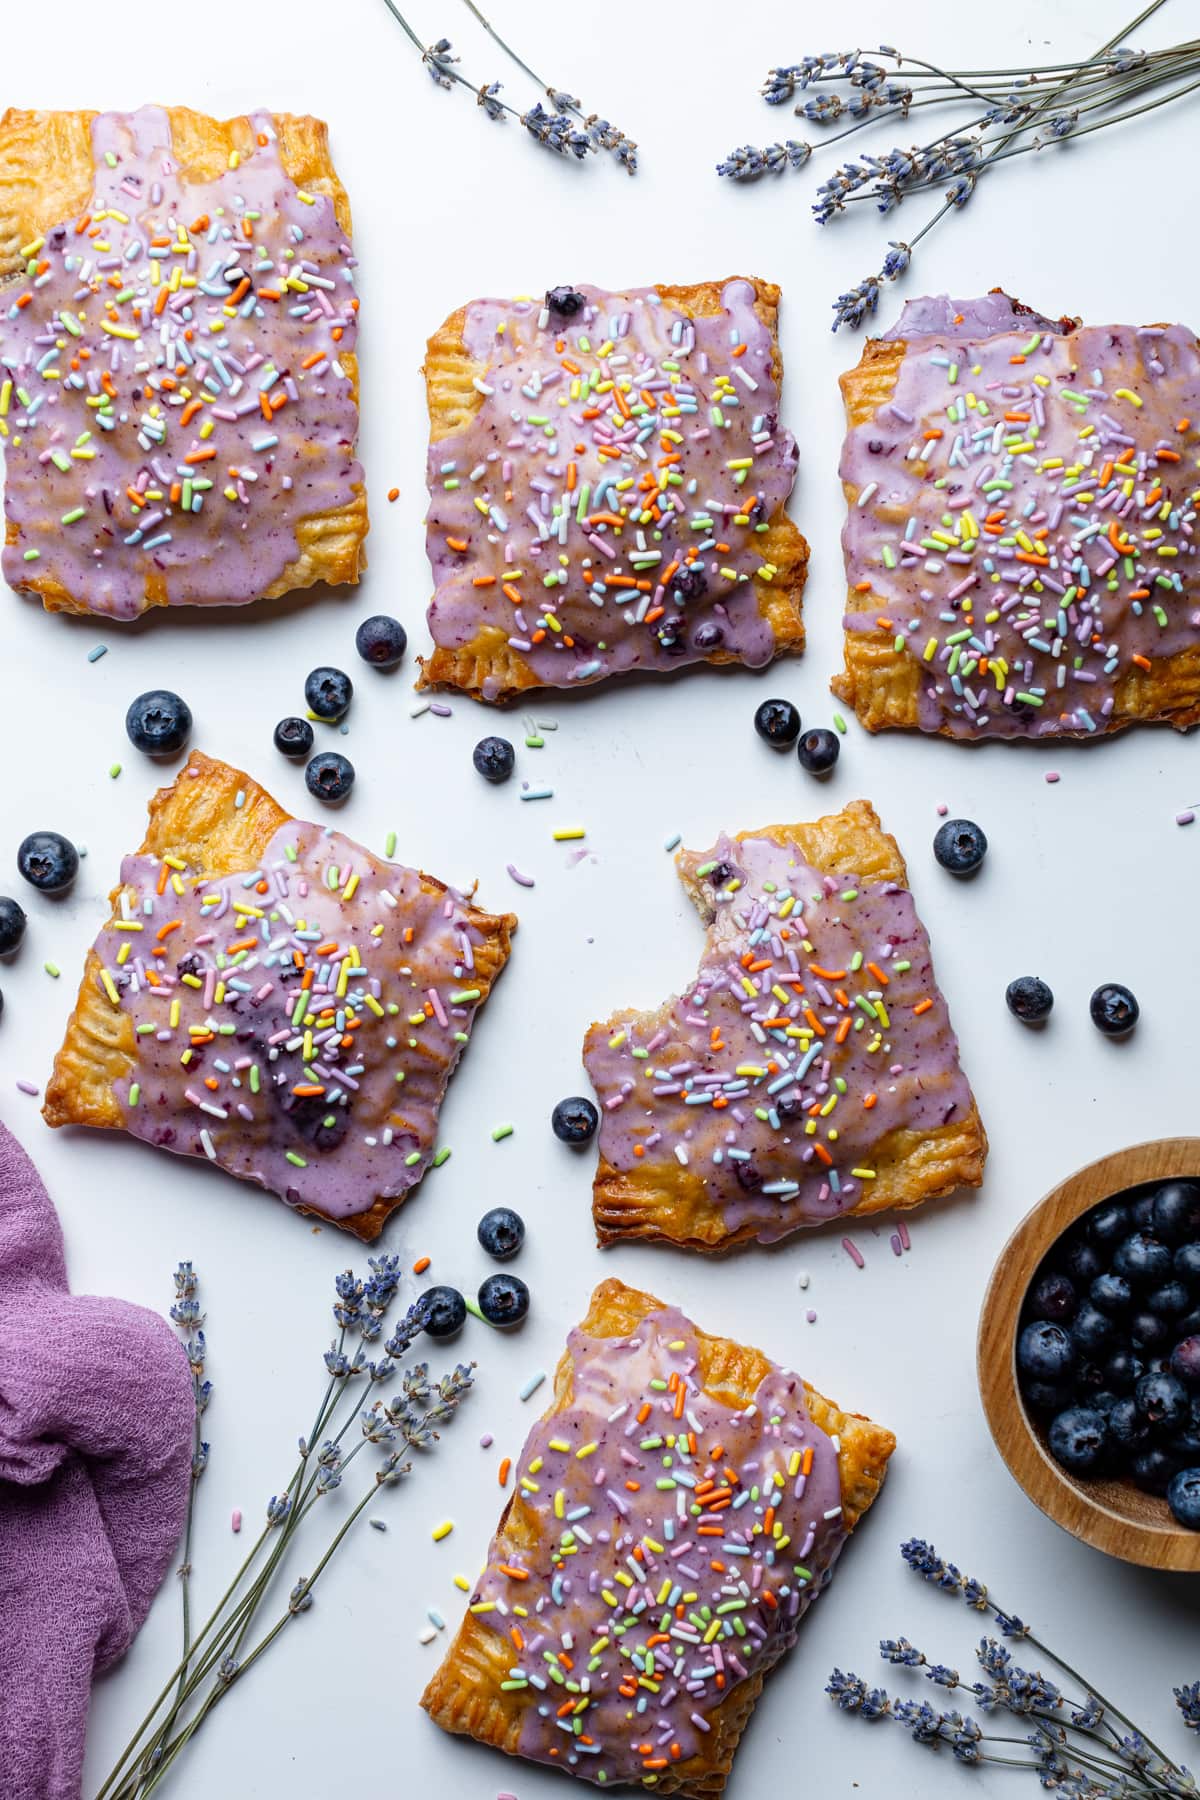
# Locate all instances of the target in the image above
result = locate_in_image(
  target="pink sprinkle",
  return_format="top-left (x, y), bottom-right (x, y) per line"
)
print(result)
top-left (890, 1233), bottom-right (903, 1256)
top-left (935, 802), bottom-right (948, 816)
top-left (506, 863), bottom-right (536, 888)
top-left (897, 1219), bottom-right (912, 1251)
top-left (1177, 810), bottom-right (1195, 827)
top-left (480, 1433), bottom-right (494, 1449)
top-left (231, 1509), bottom-right (242, 1533)
top-left (15, 1080), bottom-right (38, 1097)
top-left (1044, 771), bottom-right (1060, 784)
top-left (805, 1309), bottom-right (817, 1324)
top-left (841, 1235), bottom-right (865, 1269)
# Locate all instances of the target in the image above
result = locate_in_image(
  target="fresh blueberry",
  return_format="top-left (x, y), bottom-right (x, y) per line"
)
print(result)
top-left (354, 615), bottom-right (407, 669)
top-left (1166, 1466), bottom-right (1200, 1528)
top-left (0, 897), bottom-right (26, 957)
top-left (472, 736), bottom-right (515, 783)
top-left (1148, 1281), bottom-right (1191, 1319)
top-left (1088, 1199), bottom-right (1131, 1247)
top-left (478, 1272), bottom-right (529, 1328)
top-left (304, 752), bottom-right (355, 805)
top-left (1168, 1414), bottom-right (1200, 1461)
top-left (17, 831), bottom-right (79, 895)
top-left (1023, 1380), bottom-right (1074, 1416)
top-left (1006, 976), bottom-right (1053, 1024)
top-left (421, 1285), bottom-right (467, 1338)
top-left (545, 286), bottom-right (585, 317)
top-left (1131, 1310), bottom-right (1171, 1353)
top-left (1089, 982), bottom-right (1139, 1036)
top-left (1108, 1396), bottom-right (1149, 1451)
top-left (1090, 1272), bottom-right (1133, 1316)
top-left (754, 698), bottom-right (801, 747)
top-left (1171, 1336), bottom-right (1200, 1391)
top-left (1180, 1309), bottom-right (1200, 1342)
top-left (552, 1095), bottom-right (599, 1145)
top-left (274, 716), bottom-right (314, 759)
top-left (1062, 1238), bottom-right (1104, 1287)
top-left (1048, 1406), bottom-right (1109, 1476)
top-left (1132, 1446), bottom-right (1180, 1494)
top-left (304, 666), bottom-right (353, 721)
top-left (1113, 1232), bottom-right (1173, 1286)
top-left (1027, 1271), bottom-right (1076, 1323)
top-left (1090, 1390), bottom-right (1119, 1415)
top-left (1017, 1320), bottom-right (1076, 1385)
top-left (477, 1207), bottom-right (525, 1260)
top-left (1130, 1193), bottom-right (1157, 1229)
top-left (692, 621), bottom-right (724, 651)
top-left (125, 689), bottom-right (192, 755)
top-left (796, 727), bottom-right (839, 775)
top-left (1103, 1347), bottom-right (1144, 1393)
top-left (933, 818), bottom-right (987, 875)
top-left (1135, 1370), bottom-right (1189, 1430)
top-left (1175, 1243), bottom-right (1200, 1284)
top-left (1071, 1302), bottom-right (1114, 1355)
top-left (1151, 1180), bottom-right (1200, 1246)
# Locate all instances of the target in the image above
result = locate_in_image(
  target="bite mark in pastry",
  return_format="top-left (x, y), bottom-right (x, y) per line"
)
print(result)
top-left (43, 752), bottom-right (515, 1239)
top-left (0, 105), bottom-right (366, 618)
top-left (835, 290), bottom-right (1200, 738)
top-left (421, 1277), bottom-right (894, 1798)
top-left (583, 800), bottom-right (985, 1250)
top-left (419, 278), bottom-right (808, 701)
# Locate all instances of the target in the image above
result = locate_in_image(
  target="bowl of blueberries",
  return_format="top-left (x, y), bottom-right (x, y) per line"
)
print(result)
top-left (978, 1138), bottom-right (1200, 1571)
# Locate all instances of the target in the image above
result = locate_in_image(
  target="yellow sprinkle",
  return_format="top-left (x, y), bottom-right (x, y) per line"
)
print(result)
top-left (553, 827), bottom-right (585, 841)
top-left (1113, 387), bottom-right (1143, 408)
top-left (100, 970), bottom-right (120, 1006)
top-left (431, 1520), bottom-right (454, 1542)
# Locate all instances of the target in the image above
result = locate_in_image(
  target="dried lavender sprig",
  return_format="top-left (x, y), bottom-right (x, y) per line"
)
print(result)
top-left (168, 1264), bottom-right (210, 1699)
top-left (1178, 1684), bottom-right (1200, 1733)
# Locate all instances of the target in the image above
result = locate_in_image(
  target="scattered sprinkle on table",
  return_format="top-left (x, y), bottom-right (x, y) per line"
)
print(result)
top-left (491, 1123), bottom-right (514, 1142)
top-left (231, 1509), bottom-right (242, 1533)
top-left (520, 786), bottom-right (553, 802)
top-left (419, 1626), bottom-right (438, 1645)
top-left (841, 1236), bottom-right (866, 1269)
top-left (87, 645), bottom-right (108, 663)
top-left (553, 826), bottom-right (585, 841)
top-left (797, 1270), bottom-right (810, 1291)
top-left (15, 1081), bottom-right (39, 1097)
top-left (897, 1219), bottom-right (912, 1252)
top-left (479, 1433), bottom-right (494, 1449)
top-left (1178, 810), bottom-right (1196, 826)
top-left (108, 763), bottom-right (121, 779)
top-left (43, 962), bottom-right (60, 979)
top-left (518, 1370), bottom-right (546, 1402)
top-left (506, 863), bottom-right (536, 888)
top-left (432, 1520), bottom-right (454, 1542)
top-left (663, 832), bottom-right (682, 852)
top-left (413, 1255), bottom-right (431, 1275)
top-left (387, 487), bottom-right (400, 502)
top-left (806, 1308), bottom-right (818, 1324)
top-left (370, 1518), bottom-right (388, 1532)
top-left (1045, 770), bottom-right (1061, 785)
top-left (497, 1456), bottom-right (512, 1487)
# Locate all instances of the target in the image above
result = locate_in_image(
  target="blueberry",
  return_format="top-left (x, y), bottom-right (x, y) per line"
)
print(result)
top-left (552, 1095), bottom-right (599, 1144)
top-left (1168, 1416), bottom-right (1200, 1461)
top-left (1130, 1193), bottom-right (1157, 1230)
top-left (1006, 976), bottom-right (1053, 1024)
top-left (545, 286), bottom-right (585, 317)
top-left (1103, 1348), bottom-right (1144, 1393)
top-left (1088, 1199), bottom-right (1131, 1247)
top-left (304, 666), bottom-right (353, 721)
top-left (1113, 1232), bottom-right (1173, 1286)
top-left (1175, 1243), bottom-right (1200, 1284)
top-left (796, 727), bottom-right (839, 775)
top-left (1108, 1396), bottom-right (1149, 1451)
top-left (1062, 1238), bottom-right (1103, 1287)
top-left (472, 736), bottom-right (515, 783)
top-left (1090, 1390), bottom-right (1119, 1415)
top-left (421, 1285), bottom-right (467, 1338)
top-left (1131, 1310), bottom-right (1171, 1353)
top-left (478, 1272), bottom-right (529, 1328)
top-left (1023, 1380), bottom-right (1074, 1416)
top-left (693, 621), bottom-right (724, 651)
top-left (1048, 1407), bottom-right (1109, 1476)
top-left (354, 614), bottom-right (407, 669)
top-left (933, 818), bottom-right (987, 875)
top-left (1151, 1181), bottom-right (1200, 1246)
top-left (125, 689), bottom-right (192, 755)
top-left (0, 897), bottom-right (26, 956)
top-left (1166, 1466), bottom-right (1200, 1528)
top-left (1017, 1320), bottom-right (1076, 1384)
top-left (1148, 1281), bottom-right (1191, 1319)
top-left (1132, 1446), bottom-right (1179, 1494)
top-left (754, 698), bottom-right (801, 747)
top-left (17, 831), bottom-right (79, 895)
top-left (669, 562), bottom-right (708, 603)
top-left (304, 752), bottom-right (355, 805)
top-left (1135, 1370), bottom-right (1189, 1430)
top-left (1170, 1336), bottom-right (1200, 1391)
top-left (1089, 982), bottom-right (1139, 1036)
top-left (1181, 1309), bottom-right (1200, 1341)
top-left (274, 716), bottom-right (314, 759)
top-left (477, 1206), bottom-right (525, 1260)
top-left (1090, 1272), bottom-right (1133, 1316)
top-left (1071, 1302), bottom-right (1114, 1355)
top-left (1027, 1271), bottom-right (1076, 1323)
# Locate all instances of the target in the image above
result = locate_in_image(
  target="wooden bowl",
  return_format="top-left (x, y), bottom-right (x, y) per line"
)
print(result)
top-left (978, 1137), bottom-right (1200, 1572)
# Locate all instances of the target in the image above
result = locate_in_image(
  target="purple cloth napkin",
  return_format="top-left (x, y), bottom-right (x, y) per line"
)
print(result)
top-left (0, 1119), bottom-right (195, 1798)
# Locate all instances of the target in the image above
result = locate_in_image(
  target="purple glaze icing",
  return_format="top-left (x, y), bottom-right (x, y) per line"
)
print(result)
top-left (88, 812), bottom-right (500, 1223)
top-left (0, 106), bottom-right (361, 617)
top-left (584, 830), bottom-right (971, 1242)
top-left (470, 1304), bottom-right (847, 1787)
top-left (843, 296), bottom-right (1200, 737)
top-left (880, 292), bottom-right (1064, 342)
top-left (424, 281), bottom-right (799, 696)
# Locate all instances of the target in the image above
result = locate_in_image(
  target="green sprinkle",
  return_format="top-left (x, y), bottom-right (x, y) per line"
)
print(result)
top-left (832, 713), bottom-right (847, 734)
top-left (285, 1151), bottom-right (308, 1168)
top-left (432, 1146), bottom-right (452, 1168)
top-left (128, 1083), bottom-right (141, 1107)
top-left (491, 1123), bottom-right (514, 1142)
top-left (384, 830), bottom-right (396, 857)
top-left (44, 962), bottom-right (60, 978)
top-left (109, 762), bottom-right (122, 779)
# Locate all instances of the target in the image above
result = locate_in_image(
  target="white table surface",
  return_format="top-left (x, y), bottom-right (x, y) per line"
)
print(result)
top-left (3, 0), bottom-right (1199, 1793)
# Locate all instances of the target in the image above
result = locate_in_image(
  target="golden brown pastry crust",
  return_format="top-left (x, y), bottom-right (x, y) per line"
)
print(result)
top-left (0, 106), bottom-right (367, 615)
top-left (43, 751), bottom-right (516, 1240)
top-left (588, 799), bottom-right (987, 1250)
top-left (421, 1277), bottom-right (896, 1799)
top-left (418, 278), bottom-right (809, 702)
top-left (833, 332), bottom-right (1200, 736)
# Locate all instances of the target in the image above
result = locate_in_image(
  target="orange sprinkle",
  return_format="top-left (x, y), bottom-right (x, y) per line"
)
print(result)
top-left (387, 487), bottom-right (400, 502)
top-left (498, 1458), bottom-right (512, 1487)
top-left (412, 1256), bottom-right (431, 1274)
top-left (913, 998), bottom-right (934, 1016)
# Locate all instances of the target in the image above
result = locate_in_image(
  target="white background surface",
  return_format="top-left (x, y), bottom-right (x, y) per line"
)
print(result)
top-left (2, 0), bottom-right (1199, 1794)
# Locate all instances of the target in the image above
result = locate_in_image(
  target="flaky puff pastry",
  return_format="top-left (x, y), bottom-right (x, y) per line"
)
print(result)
top-left (0, 106), bottom-right (367, 616)
top-left (419, 278), bottom-right (808, 702)
top-left (44, 752), bottom-right (515, 1239)
top-left (584, 799), bottom-right (986, 1251)
top-left (833, 305), bottom-right (1200, 737)
top-left (422, 1277), bottom-right (896, 1799)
